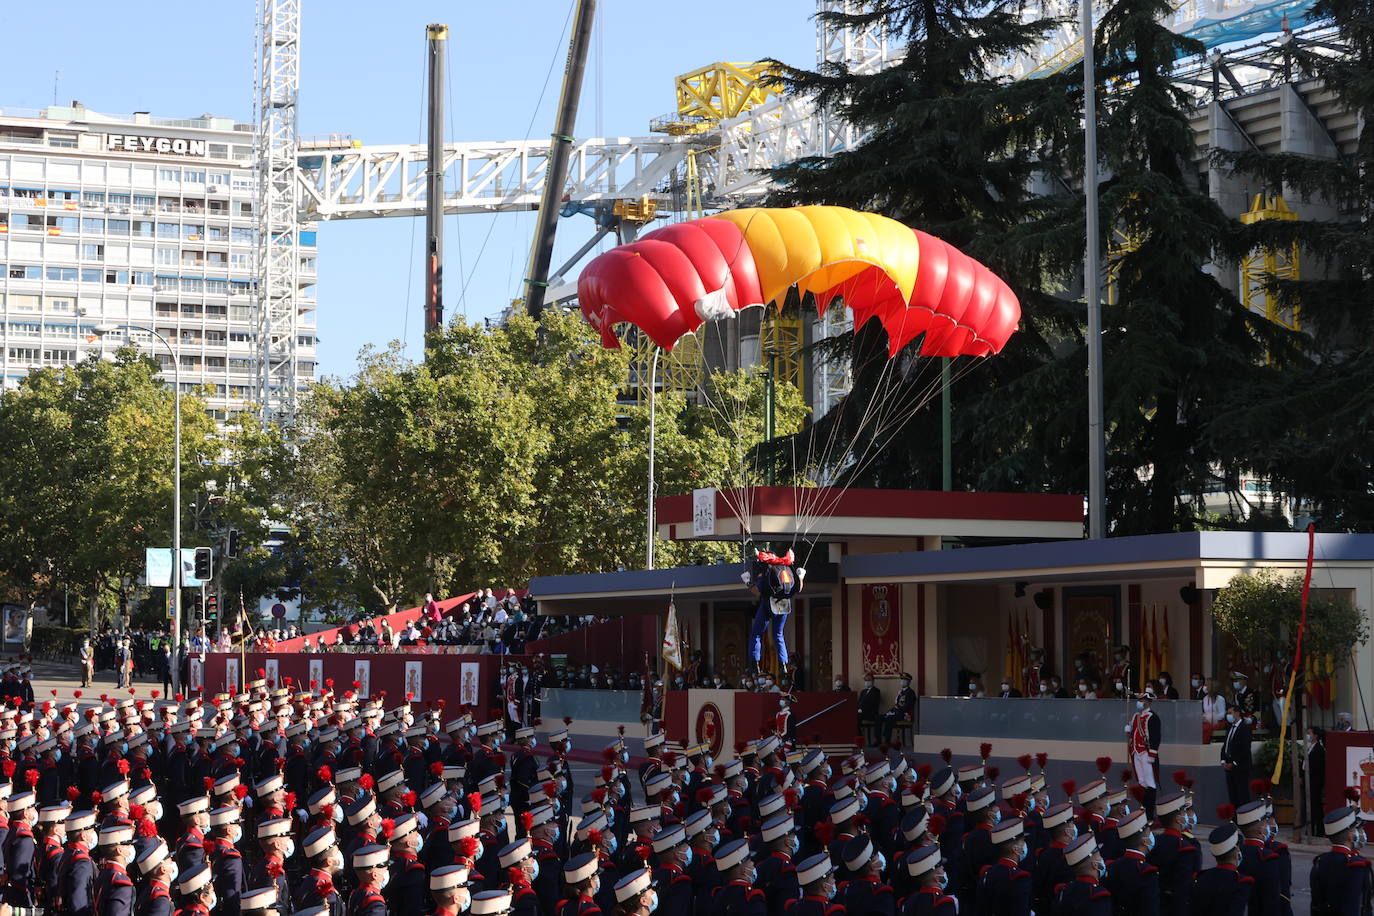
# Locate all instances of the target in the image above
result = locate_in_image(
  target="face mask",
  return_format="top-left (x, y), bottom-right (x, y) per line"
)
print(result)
top-left (1068, 825), bottom-right (1079, 841)
top-left (376, 871), bottom-right (390, 889)
top-left (863, 681), bottom-right (873, 689)
top-left (968, 683), bottom-right (977, 693)
top-left (834, 683), bottom-right (844, 690)
top-left (1226, 714), bottom-right (1237, 724)
top-left (54, 749), bottom-right (62, 762)
top-left (605, 835), bottom-right (618, 855)
top-left (494, 817), bottom-right (506, 834)
top-left (788, 835), bottom-right (800, 856)
top-left (206, 893), bottom-right (219, 911)
top-left (228, 826), bottom-right (242, 844)
top-left (990, 810), bottom-right (1001, 826)
top-left (1144, 832), bottom-right (1156, 851)
top-left (1025, 797), bottom-right (1037, 813)
top-left (703, 833), bottom-right (719, 849)
top-left (1232, 681), bottom-right (1242, 690)
top-left (645, 890), bottom-right (660, 913)
top-left (1135, 701), bottom-right (1144, 710)
top-left (120, 742), bottom-right (129, 755)
top-left (1190, 678), bottom-right (1200, 687)
top-left (1096, 859), bottom-right (1107, 878)
top-left (455, 887), bottom-right (472, 911)
top-left (1017, 843), bottom-right (1029, 862)
top-left (704, 757), bottom-right (714, 770)
top-left (874, 852), bottom-right (887, 873)
top-left (1000, 684), bottom-right (1009, 692)
top-left (283, 839), bottom-right (296, 858)
top-left (1115, 683), bottom-right (1124, 692)
top-left (936, 873), bottom-right (948, 890)
top-left (1078, 685), bottom-right (1088, 694)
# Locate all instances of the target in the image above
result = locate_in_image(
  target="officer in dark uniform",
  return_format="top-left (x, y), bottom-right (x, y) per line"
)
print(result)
top-left (880, 674), bottom-right (917, 745)
top-left (611, 868), bottom-right (656, 916)
top-left (786, 852), bottom-right (843, 916)
top-left (509, 726), bottom-right (541, 816)
top-left (900, 844), bottom-right (958, 915)
top-left (686, 811), bottom-right (722, 916)
top-left (1149, 791), bottom-right (1199, 915)
top-left (429, 863), bottom-right (473, 916)
top-left (1310, 806), bottom-right (1373, 916)
top-left (5, 790), bottom-right (38, 910)
top-left (1053, 833), bottom-right (1111, 916)
top-left (209, 804), bottom-right (246, 913)
top-left (175, 862), bottom-right (217, 916)
top-left (528, 803), bottom-right (565, 915)
top-left (556, 852), bottom-right (603, 916)
top-left (1102, 810), bottom-right (1159, 916)
top-left (132, 839), bottom-right (176, 916)
top-left (250, 816), bottom-right (296, 916)
top-left (498, 837), bottom-right (542, 916)
top-left (836, 834), bottom-right (895, 916)
top-left (858, 676), bottom-right (882, 746)
top-left (713, 838), bottom-right (767, 916)
top-left (1189, 825), bottom-right (1253, 916)
top-left (174, 795), bottom-right (211, 873)
top-left (347, 844), bottom-right (391, 916)
top-left (976, 816), bottom-right (1033, 916)
top-left (651, 823), bottom-right (695, 916)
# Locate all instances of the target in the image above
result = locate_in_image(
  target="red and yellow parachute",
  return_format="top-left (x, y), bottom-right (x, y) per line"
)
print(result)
top-left (577, 205), bottom-right (1020, 357)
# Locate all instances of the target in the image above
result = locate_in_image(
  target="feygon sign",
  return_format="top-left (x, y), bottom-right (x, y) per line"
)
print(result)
top-left (105, 135), bottom-right (208, 157)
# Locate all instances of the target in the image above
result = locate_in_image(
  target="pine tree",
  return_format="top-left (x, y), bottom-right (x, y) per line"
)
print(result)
top-left (762, 0), bottom-right (1086, 495)
top-left (1213, 0), bottom-right (1374, 528)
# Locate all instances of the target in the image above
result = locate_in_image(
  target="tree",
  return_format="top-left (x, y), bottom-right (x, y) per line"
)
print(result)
top-left (0, 350), bottom-right (228, 627)
top-left (1208, 0), bottom-right (1374, 529)
top-left (1212, 569), bottom-right (1368, 667)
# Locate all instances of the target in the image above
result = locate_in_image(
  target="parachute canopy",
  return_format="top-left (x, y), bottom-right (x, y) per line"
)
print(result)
top-left (578, 205), bottom-right (1020, 357)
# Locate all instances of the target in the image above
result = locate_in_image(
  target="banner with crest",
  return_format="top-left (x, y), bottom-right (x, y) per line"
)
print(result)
top-left (861, 584), bottom-right (902, 676)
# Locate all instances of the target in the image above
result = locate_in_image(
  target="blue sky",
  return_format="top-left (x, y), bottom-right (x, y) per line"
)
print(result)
top-left (0, 1), bottom-right (817, 378)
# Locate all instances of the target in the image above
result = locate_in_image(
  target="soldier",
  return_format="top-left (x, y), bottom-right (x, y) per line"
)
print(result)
top-left (651, 822), bottom-right (695, 916)
top-left (430, 863), bottom-right (474, 915)
top-left (785, 852), bottom-right (843, 916)
top-left (1310, 805), bottom-right (1372, 916)
top-left (297, 826), bottom-right (346, 915)
top-left (175, 862), bottom-right (218, 915)
top-left (250, 816), bottom-right (296, 916)
top-left (1102, 810), bottom-right (1159, 916)
top-left (557, 851), bottom-right (604, 916)
top-left (133, 839), bottom-right (176, 916)
top-left (1235, 799), bottom-right (1283, 916)
top-left (901, 844), bottom-right (958, 915)
top-left (174, 795), bottom-right (211, 872)
top-left (1149, 790), bottom-right (1200, 915)
top-left (498, 837), bottom-right (542, 916)
top-left (1189, 825), bottom-right (1253, 916)
top-left (1127, 689), bottom-right (1161, 820)
top-left (613, 867), bottom-right (659, 916)
top-left (347, 844), bottom-right (391, 916)
top-left (473, 888), bottom-right (517, 914)
top-left (208, 804), bottom-right (246, 914)
top-left (58, 809), bottom-right (99, 916)
top-left (836, 834), bottom-right (895, 916)
top-left (976, 816), bottom-right (1032, 916)
top-left (954, 786), bottom-right (1001, 909)
top-left (241, 886), bottom-right (282, 915)
top-left (1052, 833), bottom-right (1111, 916)
top-left (758, 811), bottom-right (803, 916)
top-left (5, 789), bottom-right (38, 910)
top-left (713, 837), bottom-right (767, 916)
top-left (1032, 802), bottom-right (1077, 916)
top-left (92, 823), bottom-right (137, 916)
top-left (858, 677), bottom-right (882, 747)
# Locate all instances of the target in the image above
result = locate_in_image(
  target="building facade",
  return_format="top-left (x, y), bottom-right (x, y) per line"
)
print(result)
top-left (0, 104), bottom-right (317, 419)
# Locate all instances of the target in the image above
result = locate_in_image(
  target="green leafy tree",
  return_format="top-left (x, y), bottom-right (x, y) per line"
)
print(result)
top-left (1212, 569), bottom-right (1368, 665)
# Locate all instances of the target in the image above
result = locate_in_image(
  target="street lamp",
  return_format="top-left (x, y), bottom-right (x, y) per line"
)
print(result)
top-left (89, 321), bottom-right (183, 693)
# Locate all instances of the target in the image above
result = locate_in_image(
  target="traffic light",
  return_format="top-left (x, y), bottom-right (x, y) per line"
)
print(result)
top-left (226, 529), bottom-right (240, 559)
top-left (194, 547), bottom-right (213, 580)
top-left (206, 595), bottom-right (219, 622)
top-left (191, 593), bottom-right (203, 619)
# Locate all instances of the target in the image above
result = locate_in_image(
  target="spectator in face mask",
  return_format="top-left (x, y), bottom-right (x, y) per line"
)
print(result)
top-left (997, 678), bottom-right (1022, 699)
top-left (966, 676), bottom-right (986, 698)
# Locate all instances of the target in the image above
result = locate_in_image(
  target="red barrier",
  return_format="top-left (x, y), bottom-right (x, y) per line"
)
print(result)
top-left (273, 592), bottom-right (478, 653)
top-left (199, 650), bottom-right (533, 721)
top-left (663, 689), bottom-right (857, 754)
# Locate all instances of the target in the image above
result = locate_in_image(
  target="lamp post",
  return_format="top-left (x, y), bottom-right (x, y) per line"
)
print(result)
top-left (90, 321), bottom-right (183, 693)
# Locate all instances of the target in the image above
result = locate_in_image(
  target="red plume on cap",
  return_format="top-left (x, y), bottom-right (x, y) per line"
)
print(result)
top-left (563, 716), bottom-right (573, 726)
top-left (929, 814), bottom-right (947, 836)
top-left (73, 691), bottom-right (82, 699)
top-left (66, 786), bottom-right (80, 802)
top-left (1035, 752), bottom-right (1049, 770)
top-left (617, 725), bottom-right (626, 736)
top-left (430, 761), bottom-right (444, 778)
top-left (1061, 780), bottom-right (1077, 798)
top-left (940, 748), bottom-right (952, 764)
top-left (783, 788), bottom-right (800, 809)
top-left (116, 759), bottom-right (130, 776)
top-left (1217, 804), bottom-right (1236, 822)
top-left (310, 680), bottom-right (318, 690)
top-left (1346, 786), bottom-right (1362, 802)
top-left (204, 777), bottom-right (215, 793)
top-left (284, 677), bottom-right (294, 688)
top-left (379, 818), bottom-right (395, 840)
top-left (468, 792), bottom-right (482, 816)
top-left (917, 763), bottom-right (933, 780)
top-left (151, 690), bottom-right (160, 699)
top-left (543, 781), bottom-right (558, 799)
top-left (635, 843), bottom-right (652, 863)
top-left (1016, 754), bottom-right (1032, 772)
top-left (592, 788), bottom-right (607, 805)
top-left (174, 693), bottom-right (184, 703)
top-left (1094, 757), bottom-right (1112, 775)
top-left (1172, 769), bottom-right (1190, 787)
top-left (324, 679), bottom-right (334, 689)
top-left (233, 785), bottom-right (249, 800)
top-left (586, 829), bottom-right (604, 849)
top-left (1129, 785), bottom-right (1146, 802)
top-left (50, 689), bottom-right (56, 698)
top-left (516, 811), bottom-right (533, 833)
top-left (712, 764), bottom-right (725, 780)
top-left (1250, 778), bottom-right (1272, 797)
top-left (814, 822), bottom-right (836, 846)
top-left (90, 791), bottom-right (103, 805)
top-left (986, 766), bottom-right (1000, 781)
top-left (276, 757), bottom-right (286, 773)
top-left (979, 743), bottom-right (993, 761)
top-left (696, 787), bottom-right (715, 806)
top-left (733, 741), bottom-right (747, 756)
top-left (257, 668), bottom-right (267, 679)
top-left (601, 747), bottom-right (617, 764)
top-left (853, 735), bottom-right (865, 750)
top-left (405, 692), bottom-right (414, 702)
top-left (457, 836), bottom-right (481, 860)
top-left (284, 791), bottom-right (297, 811)
top-left (24, 769), bottom-right (39, 787)
top-left (358, 774), bottom-right (374, 792)
top-left (317, 766), bottom-right (332, 784)
top-left (320, 804), bottom-right (335, 822)
top-left (1120, 769), bottom-right (1132, 786)
top-left (129, 803), bottom-right (145, 821)
top-left (351, 681), bottom-right (361, 691)
top-left (507, 866), bottom-right (525, 886)
top-left (1010, 793), bottom-right (1029, 813)
top-left (600, 765), bottom-right (615, 783)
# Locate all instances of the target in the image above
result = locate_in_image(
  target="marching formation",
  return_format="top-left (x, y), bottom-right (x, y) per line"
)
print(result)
top-left (0, 674), bottom-right (1368, 916)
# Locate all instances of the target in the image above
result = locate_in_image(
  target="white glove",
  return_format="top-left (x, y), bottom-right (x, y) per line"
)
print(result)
top-left (796, 567), bottom-right (807, 579)
top-left (740, 572), bottom-right (752, 584)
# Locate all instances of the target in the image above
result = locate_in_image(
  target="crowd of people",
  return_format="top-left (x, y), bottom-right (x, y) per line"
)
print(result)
top-left (0, 674), bottom-right (1367, 916)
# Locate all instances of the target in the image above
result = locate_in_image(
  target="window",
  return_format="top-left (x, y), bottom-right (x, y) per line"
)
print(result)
top-left (181, 303), bottom-right (204, 316)
top-left (133, 194), bottom-right (155, 209)
top-left (45, 297), bottom-right (74, 312)
top-left (108, 193), bottom-right (131, 207)
top-left (47, 133), bottom-right (77, 148)
top-left (45, 267), bottom-right (77, 282)
top-left (229, 332), bottom-right (253, 343)
top-left (231, 227), bottom-right (254, 243)
top-left (204, 279), bottom-right (228, 295)
top-left (229, 358), bottom-right (256, 371)
top-left (205, 251), bottom-right (227, 266)
top-left (132, 221), bottom-right (154, 238)
top-left (205, 226), bottom-right (227, 241)
top-left (81, 217), bottom-right (104, 233)
top-left (107, 219), bottom-right (130, 236)
top-left (206, 356), bottom-right (225, 368)
top-left (104, 269), bottom-right (129, 284)
top-left (208, 171), bottom-right (231, 185)
top-left (180, 277), bottom-right (203, 293)
top-left (8, 323), bottom-right (40, 338)
top-left (82, 191), bottom-right (105, 205)
top-left (45, 324), bottom-right (77, 338)
top-left (156, 247), bottom-right (178, 265)
top-left (156, 303), bottom-right (178, 315)
top-left (8, 347), bottom-right (39, 362)
top-left (81, 243), bottom-right (104, 260)
top-left (297, 335), bottom-right (315, 346)
top-left (230, 280), bottom-right (253, 294)
top-left (131, 271), bottom-right (153, 286)
top-left (208, 145), bottom-right (229, 159)
top-left (8, 265), bottom-right (41, 280)
top-left (42, 349), bottom-right (76, 365)
top-left (183, 170), bottom-right (205, 184)
top-left (183, 224), bottom-right (204, 240)
top-left (81, 268), bottom-right (102, 283)
top-left (158, 167), bottom-right (181, 182)
top-left (157, 222), bottom-right (179, 239)
top-left (230, 252), bottom-right (250, 267)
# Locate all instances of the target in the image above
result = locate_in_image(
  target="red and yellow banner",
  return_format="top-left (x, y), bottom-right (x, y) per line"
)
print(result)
top-left (861, 584), bottom-right (901, 676)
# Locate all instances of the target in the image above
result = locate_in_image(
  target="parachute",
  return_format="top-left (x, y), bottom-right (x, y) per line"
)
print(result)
top-left (577, 205), bottom-right (1020, 356)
